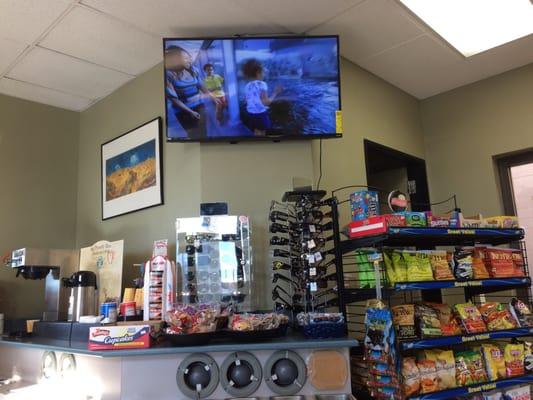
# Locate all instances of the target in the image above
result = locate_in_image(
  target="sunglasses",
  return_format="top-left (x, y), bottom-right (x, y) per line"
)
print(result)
top-left (221, 293), bottom-right (246, 303)
top-left (273, 285), bottom-right (303, 303)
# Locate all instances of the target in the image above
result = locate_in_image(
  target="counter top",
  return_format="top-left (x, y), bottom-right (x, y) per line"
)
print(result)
top-left (0, 335), bottom-right (358, 358)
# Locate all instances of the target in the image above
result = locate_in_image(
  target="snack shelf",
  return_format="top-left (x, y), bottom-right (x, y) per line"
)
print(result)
top-left (407, 374), bottom-right (533, 400)
top-left (400, 327), bottom-right (533, 350)
top-left (339, 227), bottom-right (525, 254)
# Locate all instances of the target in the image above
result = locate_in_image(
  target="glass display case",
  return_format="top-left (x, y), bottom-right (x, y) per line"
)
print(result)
top-left (175, 215), bottom-right (252, 311)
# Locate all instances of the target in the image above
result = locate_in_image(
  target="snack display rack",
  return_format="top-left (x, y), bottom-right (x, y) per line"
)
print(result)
top-left (327, 196), bottom-right (533, 399)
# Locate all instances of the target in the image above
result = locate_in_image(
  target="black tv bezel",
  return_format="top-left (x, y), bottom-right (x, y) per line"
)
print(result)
top-left (162, 34), bottom-right (342, 143)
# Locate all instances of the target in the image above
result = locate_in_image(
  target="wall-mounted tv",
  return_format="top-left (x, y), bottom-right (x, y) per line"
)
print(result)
top-left (163, 35), bottom-right (341, 142)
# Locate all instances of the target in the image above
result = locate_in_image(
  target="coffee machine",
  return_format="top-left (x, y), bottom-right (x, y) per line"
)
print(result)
top-left (9, 248), bottom-right (80, 321)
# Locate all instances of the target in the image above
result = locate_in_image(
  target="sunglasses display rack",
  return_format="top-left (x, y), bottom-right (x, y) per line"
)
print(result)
top-left (175, 215), bottom-right (252, 310)
top-left (269, 190), bottom-right (343, 320)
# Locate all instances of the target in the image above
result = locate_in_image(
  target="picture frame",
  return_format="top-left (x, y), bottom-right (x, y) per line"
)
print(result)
top-left (101, 117), bottom-right (163, 220)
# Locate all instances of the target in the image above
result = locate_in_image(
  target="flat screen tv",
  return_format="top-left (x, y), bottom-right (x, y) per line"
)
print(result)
top-left (163, 35), bottom-right (341, 142)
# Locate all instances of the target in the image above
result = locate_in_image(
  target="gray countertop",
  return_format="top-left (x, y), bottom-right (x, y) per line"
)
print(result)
top-left (0, 335), bottom-right (358, 358)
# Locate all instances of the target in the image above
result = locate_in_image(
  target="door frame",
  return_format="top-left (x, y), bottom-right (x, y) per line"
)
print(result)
top-left (495, 147), bottom-right (533, 215)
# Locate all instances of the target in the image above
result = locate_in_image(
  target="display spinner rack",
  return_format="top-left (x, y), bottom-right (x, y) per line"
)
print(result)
top-left (328, 197), bottom-right (533, 399)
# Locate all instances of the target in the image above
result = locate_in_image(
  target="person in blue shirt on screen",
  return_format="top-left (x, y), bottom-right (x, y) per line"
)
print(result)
top-left (165, 45), bottom-right (221, 139)
top-left (242, 59), bottom-right (282, 136)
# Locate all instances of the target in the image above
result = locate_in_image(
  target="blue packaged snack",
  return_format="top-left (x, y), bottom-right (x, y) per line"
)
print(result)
top-left (350, 191), bottom-right (379, 221)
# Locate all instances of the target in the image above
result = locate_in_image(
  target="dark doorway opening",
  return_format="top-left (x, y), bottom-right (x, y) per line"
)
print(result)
top-left (364, 140), bottom-right (430, 212)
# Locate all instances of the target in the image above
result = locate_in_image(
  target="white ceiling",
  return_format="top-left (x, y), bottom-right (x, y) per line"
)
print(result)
top-left (0, 0), bottom-right (531, 111)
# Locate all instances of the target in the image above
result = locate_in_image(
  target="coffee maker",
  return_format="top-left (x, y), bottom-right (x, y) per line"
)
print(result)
top-left (9, 248), bottom-right (80, 321)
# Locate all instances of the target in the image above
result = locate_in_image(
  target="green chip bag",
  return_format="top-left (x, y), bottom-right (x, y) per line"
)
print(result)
top-left (392, 250), bottom-right (408, 282)
top-left (404, 251), bottom-right (433, 282)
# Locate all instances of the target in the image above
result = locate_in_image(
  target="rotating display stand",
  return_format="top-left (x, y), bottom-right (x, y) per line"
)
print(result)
top-left (327, 196), bottom-right (533, 399)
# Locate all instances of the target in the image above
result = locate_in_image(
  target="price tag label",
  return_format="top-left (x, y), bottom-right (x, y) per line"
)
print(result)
top-left (309, 225), bottom-right (316, 233)
top-left (307, 239), bottom-right (316, 249)
top-left (314, 252), bottom-right (323, 262)
top-left (310, 282), bottom-right (318, 292)
top-left (307, 254), bottom-right (316, 264)
top-left (310, 267), bottom-right (317, 277)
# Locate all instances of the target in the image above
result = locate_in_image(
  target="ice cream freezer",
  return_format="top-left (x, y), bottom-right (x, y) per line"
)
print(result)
top-left (0, 335), bottom-right (358, 400)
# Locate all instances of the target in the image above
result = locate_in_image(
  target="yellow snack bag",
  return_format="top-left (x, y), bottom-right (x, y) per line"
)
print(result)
top-left (420, 349), bottom-right (456, 390)
top-left (504, 343), bottom-right (525, 377)
top-left (383, 249), bottom-right (397, 286)
top-left (392, 250), bottom-right (408, 282)
top-left (481, 344), bottom-right (506, 380)
top-left (404, 251), bottom-right (433, 282)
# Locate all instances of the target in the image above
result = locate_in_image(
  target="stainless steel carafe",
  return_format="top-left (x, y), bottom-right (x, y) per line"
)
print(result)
top-left (63, 271), bottom-right (98, 322)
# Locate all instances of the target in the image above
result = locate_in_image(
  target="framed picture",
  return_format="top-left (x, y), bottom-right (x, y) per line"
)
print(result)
top-left (101, 117), bottom-right (163, 220)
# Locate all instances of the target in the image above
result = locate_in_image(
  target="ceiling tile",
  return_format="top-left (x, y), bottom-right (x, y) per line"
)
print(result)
top-left (0, 0), bottom-right (73, 44)
top-left (311, 0), bottom-right (424, 62)
top-left (81, 0), bottom-right (282, 37)
top-left (0, 77), bottom-right (93, 111)
top-left (232, 0), bottom-right (363, 33)
top-left (40, 6), bottom-right (162, 75)
top-left (7, 47), bottom-right (134, 100)
top-left (0, 37), bottom-right (27, 74)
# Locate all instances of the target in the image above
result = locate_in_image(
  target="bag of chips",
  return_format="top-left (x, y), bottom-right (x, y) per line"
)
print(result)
top-left (454, 302), bottom-right (487, 333)
top-left (427, 250), bottom-right (454, 280)
top-left (355, 250), bottom-right (376, 288)
top-left (481, 344), bottom-right (506, 380)
top-left (392, 304), bottom-right (417, 339)
top-left (417, 359), bottom-right (438, 394)
top-left (416, 304), bottom-right (442, 337)
top-left (455, 351), bottom-right (475, 386)
top-left (404, 251), bottom-right (433, 282)
top-left (524, 341), bottom-right (533, 372)
top-left (510, 298), bottom-right (533, 328)
top-left (454, 248), bottom-right (474, 280)
top-left (466, 350), bottom-right (488, 383)
top-left (426, 302), bottom-right (463, 336)
top-left (383, 249), bottom-right (397, 286)
top-left (420, 349), bottom-right (456, 390)
top-left (504, 385), bottom-right (531, 400)
top-left (478, 302), bottom-right (518, 331)
top-left (504, 343), bottom-right (525, 377)
top-left (486, 248), bottom-right (516, 278)
top-left (511, 250), bottom-right (526, 277)
top-left (392, 250), bottom-right (408, 283)
top-left (401, 357), bottom-right (420, 397)
top-left (472, 246), bottom-right (490, 279)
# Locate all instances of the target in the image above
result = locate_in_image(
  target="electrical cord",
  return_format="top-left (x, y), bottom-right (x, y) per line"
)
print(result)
top-left (316, 139), bottom-right (323, 190)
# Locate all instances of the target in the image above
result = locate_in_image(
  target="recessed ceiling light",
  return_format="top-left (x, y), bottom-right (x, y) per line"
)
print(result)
top-left (399, 0), bottom-right (533, 57)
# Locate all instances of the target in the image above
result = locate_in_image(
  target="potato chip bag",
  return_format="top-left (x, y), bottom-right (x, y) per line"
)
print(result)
top-left (504, 343), bottom-right (525, 377)
top-left (401, 357), bottom-right (420, 397)
top-left (504, 385), bottom-right (531, 400)
top-left (454, 302), bottom-right (487, 333)
top-left (416, 304), bottom-right (442, 337)
top-left (479, 302), bottom-right (518, 331)
top-left (383, 249), bottom-right (397, 286)
top-left (455, 351), bottom-right (475, 386)
top-left (392, 250), bottom-right (408, 282)
top-left (465, 350), bottom-right (488, 383)
top-left (486, 248), bottom-right (516, 278)
top-left (392, 304), bottom-right (417, 339)
top-left (417, 359), bottom-right (438, 394)
top-left (426, 302), bottom-right (462, 336)
top-left (454, 248), bottom-right (474, 280)
top-left (511, 249), bottom-right (526, 277)
top-left (428, 250), bottom-right (454, 280)
top-left (404, 251), bottom-right (433, 282)
top-left (481, 344), bottom-right (506, 380)
top-left (472, 246), bottom-right (490, 279)
top-left (420, 349), bottom-right (456, 390)
top-left (510, 298), bottom-right (533, 327)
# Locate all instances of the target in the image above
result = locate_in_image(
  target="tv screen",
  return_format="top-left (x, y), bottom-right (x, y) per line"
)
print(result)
top-left (163, 35), bottom-right (341, 142)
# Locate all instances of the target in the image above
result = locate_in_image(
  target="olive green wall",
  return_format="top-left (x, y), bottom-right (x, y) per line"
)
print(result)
top-left (420, 63), bottom-right (533, 216)
top-left (75, 58), bottom-right (421, 308)
top-left (0, 94), bottom-right (79, 319)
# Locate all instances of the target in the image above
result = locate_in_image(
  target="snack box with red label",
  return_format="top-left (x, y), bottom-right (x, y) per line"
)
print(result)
top-left (348, 216), bottom-right (387, 238)
top-left (383, 214), bottom-right (406, 227)
top-left (88, 325), bottom-right (150, 350)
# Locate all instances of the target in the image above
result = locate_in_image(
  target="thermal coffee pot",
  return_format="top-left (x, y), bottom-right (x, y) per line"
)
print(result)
top-left (63, 271), bottom-right (98, 322)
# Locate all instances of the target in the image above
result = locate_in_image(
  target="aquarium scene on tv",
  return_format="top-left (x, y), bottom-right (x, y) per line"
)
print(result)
top-left (164, 36), bottom-right (340, 141)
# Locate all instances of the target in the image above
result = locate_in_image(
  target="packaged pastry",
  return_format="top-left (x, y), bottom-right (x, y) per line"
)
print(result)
top-left (504, 385), bottom-right (531, 400)
top-left (511, 250), bottom-right (525, 277)
top-left (510, 298), bottom-right (533, 327)
top-left (478, 302), bottom-right (518, 331)
top-left (454, 302), bottom-right (487, 333)
top-left (420, 349), bottom-right (456, 390)
top-left (427, 250), bottom-right (454, 280)
top-left (417, 359), bottom-right (438, 394)
top-left (404, 251), bottom-right (433, 282)
top-left (426, 302), bottom-right (462, 336)
top-left (392, 304), bottom-right (417, 339)
top-left (415, 304), bottom-right (442, 337)
top-left (472, 247), bottom-right (490, 279)
top-left (481, 344), bottom-right (506, 380)
top-left (454, 248), bottom-right (474, 280)
top-left (455, 351), bottom-right (475, 386)
top-left (401, 357), bottom-right (420, 397)
top-left (392, 250), bottom-right (408, 282)
top-left (504, 343), bottom-right (525, 377)
top-left (486, 248), bottom-right (516, 278)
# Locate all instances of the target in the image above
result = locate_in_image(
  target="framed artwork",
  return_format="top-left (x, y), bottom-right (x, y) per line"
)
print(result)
top-left (101, 117), bottom-right (163, 220)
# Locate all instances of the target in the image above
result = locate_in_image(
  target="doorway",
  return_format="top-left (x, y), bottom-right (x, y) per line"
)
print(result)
top-left (364, 140), bottom-right (430, 212)
top-left (496, 149), bottom-right (533, 266)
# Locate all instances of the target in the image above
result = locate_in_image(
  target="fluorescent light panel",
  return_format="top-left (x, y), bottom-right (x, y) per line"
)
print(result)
top-left (399, 0), bottom-right (533, 56)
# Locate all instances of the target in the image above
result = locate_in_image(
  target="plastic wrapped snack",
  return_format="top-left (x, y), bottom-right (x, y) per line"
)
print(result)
top-left (454, 248), bottom-right (474, 280)
top-left (454, 302), bottom-right (487, 334)
top-left (524, 341), bottom-right (533, 372)
top-left (392, 250), bottom-right (408, 282)
top-left (392, 304), bottom-right (417, 340)
top-left (510, 298), bottom-right (533, 327)
top-left (401, 357), bottom-right (420, 397)
top-left (165, 303), bottom-right (220, 334)
top-left (231, 312), bottom-right (289, 331)
top-left (455, 351), bottom-right (475, 386)
top-left (481, 344), bottom-right (506, 380)
top-left (421, 349), bottom-right (456, 390)
top-left (417, 359), bottom-right (439, 394)
top-left (486, 248), bottom-right (516, 278)
top-left (466, 350), bottom-right (488, 383)
top-left (416, 304), bottom-right (442, 337)
top-left (504, 385), bottom-right (531, 400)
top-left (504, 343), bottom-right (525, 377)
top-left (426, 302), bottom-right (462, 336)
top-left (472, 247), bottom-right (491, 279)
top-left (427, 250), bottom-right (454, 280)
top-left (511, 250), bottom-right (526, 277)
top-left (478, 302), bottom-right (518, 331)
top-left (383, 249), bottom-right (397, 286)
top-left (404, 251), bottom-right (434, 282)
